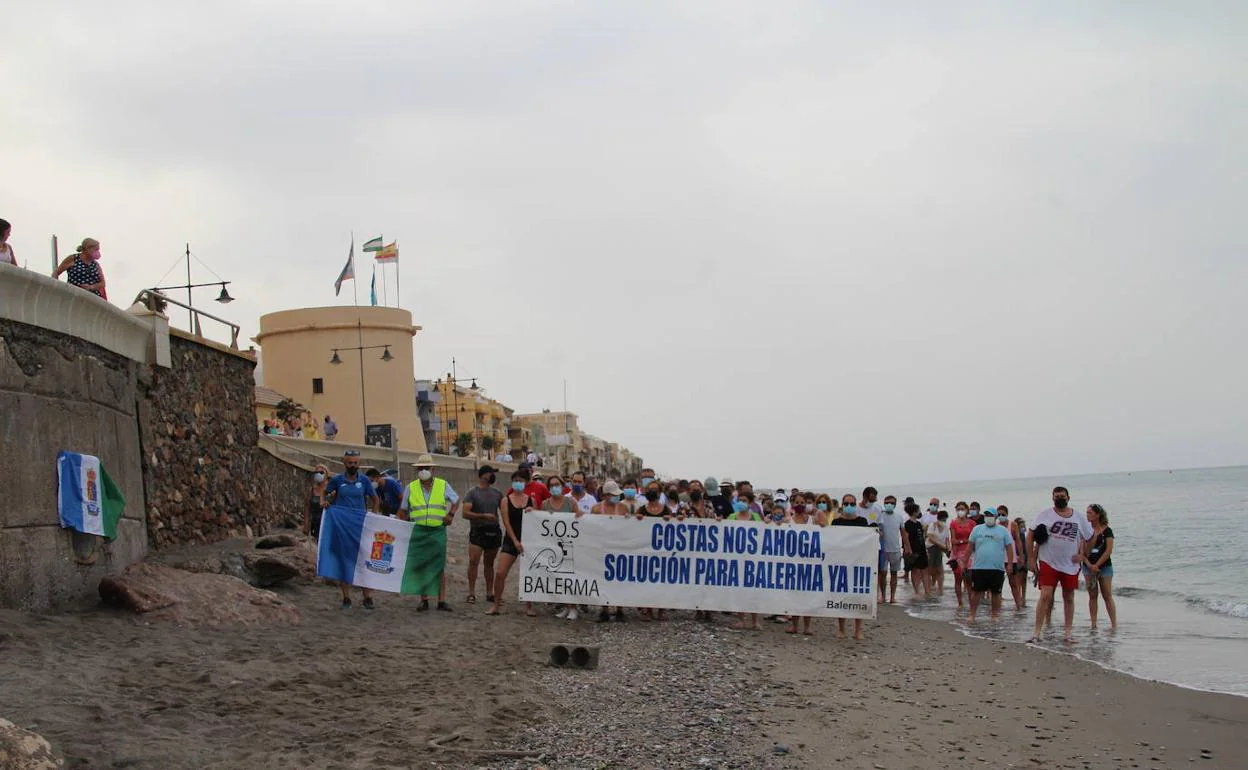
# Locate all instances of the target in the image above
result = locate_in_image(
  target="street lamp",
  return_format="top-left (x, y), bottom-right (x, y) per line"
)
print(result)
top-left (149, 243), bottom-right (236, 330)
top-left (328, 319), bottom-right (394, 441)
top-left (437, 357), bottom-right (483, 456)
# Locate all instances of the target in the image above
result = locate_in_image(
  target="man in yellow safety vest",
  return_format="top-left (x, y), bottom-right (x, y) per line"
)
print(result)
top-left (399, 454), bottom-right (460, 611)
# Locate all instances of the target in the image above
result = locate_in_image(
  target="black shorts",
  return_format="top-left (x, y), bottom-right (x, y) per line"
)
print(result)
top-left (500, 538), bottom-right (520, 557)
top-left (469, 528), bottom-right (503, 550)
top-left (904, 551), bottom-right (929, 571)
top-left (970, 569), bottom-right (1006, 594)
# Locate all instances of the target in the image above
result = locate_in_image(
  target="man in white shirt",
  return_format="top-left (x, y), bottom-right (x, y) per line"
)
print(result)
top-left (569, 470), bottom-right (597, 514)
top-left (878, 494), bottom-right (906, 603)
top-left (1027, 485), bottom-right (1093, 644)
top-left (859, 486), bottom-right (887, 600)
top-left (921, 497), bottom-right (940, 528)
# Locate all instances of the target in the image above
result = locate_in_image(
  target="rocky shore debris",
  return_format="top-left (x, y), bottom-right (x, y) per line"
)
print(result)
top-left (486, 619), bottom-right (776, 770)
top-left (0, 718), bottom-right (64, 769)
top-left (98, 563), bottom-right (299, 625)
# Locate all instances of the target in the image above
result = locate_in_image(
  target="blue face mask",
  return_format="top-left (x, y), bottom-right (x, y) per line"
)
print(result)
top-left (641, 477), bottom-right (655, 487)
top-left (609, 495), bottom-right (621, 504)
top-left (623, 489), bottom-right (637, 499)
top-left (884, 503), bottom-right (896, 513)
top-left (771, 512), bottom-right (784, 522)
top-left (571, 483), bottom-right (585, 494)
top-left (732, 501), bottom-right (748, 514)
top-left (511, 481), bottom-right (525, 492)
top-left (816, 502), bottom-right (829, 512)
top-left (843, 504), bottom-right (857, 515)
top-left (550, 485), bottom-right (564, 496)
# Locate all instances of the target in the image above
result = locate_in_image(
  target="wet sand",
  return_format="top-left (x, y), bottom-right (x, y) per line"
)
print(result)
top-left (1, 547), bottom-right (1245, 769)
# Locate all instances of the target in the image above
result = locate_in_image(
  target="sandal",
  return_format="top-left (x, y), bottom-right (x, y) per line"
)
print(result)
top-left (417, 599), bottom-right (430, 612)
top-left (466, 595), bottom-right (477, 605)
top-left (484, 607), bottom-right (500, 616)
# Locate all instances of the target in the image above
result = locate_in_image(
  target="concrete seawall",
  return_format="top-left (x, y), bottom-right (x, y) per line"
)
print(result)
top-left (0, 264), bottom-right (313, 610)
top-left (0, 264), bottom-right (151, 609)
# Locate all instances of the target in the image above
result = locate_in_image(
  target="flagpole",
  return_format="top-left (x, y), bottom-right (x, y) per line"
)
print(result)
top-left (380, 233), bottom-right (388, 306)
top-left (352, 232), bottom-right (358, 306)
top-left (396, 241), bottom-right (401, 309)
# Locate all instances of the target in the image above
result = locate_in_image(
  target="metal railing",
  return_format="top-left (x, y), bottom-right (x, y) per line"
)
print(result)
top-left (132, 288), bottom-right (241, 349)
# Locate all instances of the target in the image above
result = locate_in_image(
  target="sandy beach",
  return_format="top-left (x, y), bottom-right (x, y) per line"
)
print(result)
top-left (1, 534), bottom-right (1245, 769)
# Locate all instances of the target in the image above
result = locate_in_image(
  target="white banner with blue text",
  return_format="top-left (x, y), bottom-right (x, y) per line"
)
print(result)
top-left (518, 512), bottom-right (878, 618)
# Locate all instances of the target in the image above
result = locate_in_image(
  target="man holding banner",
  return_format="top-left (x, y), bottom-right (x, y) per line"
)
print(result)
top-left (324, 449), bottom-right (379, 609)
top-left (398, 454), bottom-right (459, 612)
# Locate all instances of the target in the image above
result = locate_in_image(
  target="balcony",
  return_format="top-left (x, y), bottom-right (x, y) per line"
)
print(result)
top-left (416, 389), bottom-right (442, 404)
top-left (422, 417), bottom-right (443, 432)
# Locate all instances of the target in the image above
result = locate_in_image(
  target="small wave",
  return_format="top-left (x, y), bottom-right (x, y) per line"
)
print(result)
top-left (1115, 585), bottom-right (1248, 620)
top-left (1189, 597), bottom-right (1248, 619)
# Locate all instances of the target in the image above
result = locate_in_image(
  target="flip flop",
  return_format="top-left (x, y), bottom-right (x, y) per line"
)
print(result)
top-left (484, 607), bottom-right (500, 616)
top-left (466, 595), bottom-right (477, 605)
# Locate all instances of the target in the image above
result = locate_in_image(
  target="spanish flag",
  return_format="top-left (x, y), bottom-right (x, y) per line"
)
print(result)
top-left (374, 242), bottom-right (399, 263)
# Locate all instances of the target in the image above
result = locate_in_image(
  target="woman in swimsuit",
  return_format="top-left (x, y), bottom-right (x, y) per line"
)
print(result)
top-left (487, 470), bottom-right (534, 617)
top-left (1007, 510), bottom-right (1029, 610)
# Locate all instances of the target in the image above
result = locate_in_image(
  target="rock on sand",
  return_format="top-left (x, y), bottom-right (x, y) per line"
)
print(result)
top-left (0, 717), bottom-right (63, 769)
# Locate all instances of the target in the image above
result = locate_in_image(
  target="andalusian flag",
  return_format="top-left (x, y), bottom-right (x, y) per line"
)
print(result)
top-left (374, 241), bottom-right (399, 263)
top-left (361, 236), bottom-right (384, 253)
top-left (317, 507), bottom-right (446, 594)
top-left (57, 451), bottom-right (125, 539)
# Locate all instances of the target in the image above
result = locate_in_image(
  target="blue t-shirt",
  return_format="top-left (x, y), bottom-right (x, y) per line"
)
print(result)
top-left (969, 524), bottom-right (1012, 571)
top-left (326, 472), bottom-right (377, 511)
top-left (377, 477), bottom-right (404, 512)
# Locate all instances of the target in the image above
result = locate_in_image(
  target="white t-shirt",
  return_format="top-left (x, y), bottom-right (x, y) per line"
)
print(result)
top-left (572, 493), bottom-right (597, 515)
top-left (861, 502), bottom-right (884, 526)
top-left (927, 521), bottom-right (951, 549)
top-left (878, 509), bottom-right (905, 552)
top-left (1032, 507), bottom-right (1093, 575)
top-left (921, 511), bottom-right (937, 528)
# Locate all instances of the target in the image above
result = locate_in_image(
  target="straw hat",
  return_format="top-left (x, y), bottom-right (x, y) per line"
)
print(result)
top-left (413, 454), bottom-right (435, 467)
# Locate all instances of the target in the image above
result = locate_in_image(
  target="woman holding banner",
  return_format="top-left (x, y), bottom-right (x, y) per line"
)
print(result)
top-left (588, 481), bottom-right (630, 622)
top-left (541, 476), bottom-right (582, 621)
top-left (785, 502), bottom-right (821, 635)
top-left (487, 470), bottom-right (535, 617)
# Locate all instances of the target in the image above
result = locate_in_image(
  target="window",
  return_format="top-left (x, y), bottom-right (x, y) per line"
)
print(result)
top-left (312, 378), bottom-right (324, 394)
top-left (448, 419), bottom-right (458, 430)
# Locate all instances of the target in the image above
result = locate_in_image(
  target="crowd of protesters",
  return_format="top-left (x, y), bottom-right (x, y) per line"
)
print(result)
top-left (306, 457), bottom-right (1117, 643)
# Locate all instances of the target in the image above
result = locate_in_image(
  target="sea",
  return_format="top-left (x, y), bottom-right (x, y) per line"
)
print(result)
top-left (874, 465), bottom-right (1248, 697)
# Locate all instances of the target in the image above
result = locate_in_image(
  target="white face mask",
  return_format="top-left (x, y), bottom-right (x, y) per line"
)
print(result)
top-left (313, 472), bottom-right (325, 483)
top-left (957, 510), bottom-right (967, 518)
top-left (984, 516), bottom-right (998, 527)
top-left (417, 469), bottom-right (433, 481)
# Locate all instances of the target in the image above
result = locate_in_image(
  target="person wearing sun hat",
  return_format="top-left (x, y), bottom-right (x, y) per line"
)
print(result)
top-left (399, 454), bottom-right (460, 611)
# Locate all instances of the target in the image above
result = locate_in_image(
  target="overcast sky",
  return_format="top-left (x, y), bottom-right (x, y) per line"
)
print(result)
top-left (5, 1), bottom-right (1246, 486)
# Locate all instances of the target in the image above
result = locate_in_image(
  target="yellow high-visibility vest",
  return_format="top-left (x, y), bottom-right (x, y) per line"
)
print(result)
top-left (407, 478), bottom-right (449, 527)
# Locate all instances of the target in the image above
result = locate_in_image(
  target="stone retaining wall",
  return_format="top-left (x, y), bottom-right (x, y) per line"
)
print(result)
top-left (139, 332), bottom-right (311, 547)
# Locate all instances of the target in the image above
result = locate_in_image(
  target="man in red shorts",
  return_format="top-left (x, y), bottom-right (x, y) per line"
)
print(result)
top-left (1027, 485), bottom-right (1092, 643)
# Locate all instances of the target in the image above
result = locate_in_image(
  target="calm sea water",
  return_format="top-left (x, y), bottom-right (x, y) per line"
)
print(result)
top-left (856, 465), bottom-right (1248, 697)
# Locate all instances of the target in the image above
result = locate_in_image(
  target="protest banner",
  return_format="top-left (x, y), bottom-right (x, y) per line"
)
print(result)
top-left (518, 512), bottom-right (878, 618)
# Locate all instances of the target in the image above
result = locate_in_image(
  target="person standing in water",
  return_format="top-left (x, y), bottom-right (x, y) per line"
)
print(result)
top-left (949, 501), bottom-right (976, 608)
top-left (1028, 486), bottom-right (1093, 643)
top-left (1081, 503), bottom-right (1117, 632)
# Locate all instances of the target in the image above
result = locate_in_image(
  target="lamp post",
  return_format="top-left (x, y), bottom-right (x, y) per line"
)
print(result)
top-left (329, 319), bottom-right (394, 442)
top-left (438, 357), bottom-right (479, 456)
top-left (149, 243), bottom-right (234, 332)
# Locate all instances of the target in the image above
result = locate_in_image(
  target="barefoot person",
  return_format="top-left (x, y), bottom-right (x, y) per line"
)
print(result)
top-left (1005, 507), bottom-right (1029, 610)
top-left (323, 450), bottom-right (379, 609)
top-left (967, 508), bottom-right (1013, 622)
top-left (488, 470), bottom-right (534, 616)
top-left (1082, 504), bottom-right (1117, 632)
top-left (462, 465), bottom-right (503, 607)
top-left (399, 454), bottom-right (459, 612)
top-left (1028, 486), bottom-right (1093, 643)
top-left (830, 494), bottom-right (871, 640)
top-left (786, 503), bottom-right (818, 635)
top-left (949, 501), bottom-right (975, 608)
top-left (926, 509), bottom-right (950, 596)
top-left (903, 502), bottom-right (929, 597)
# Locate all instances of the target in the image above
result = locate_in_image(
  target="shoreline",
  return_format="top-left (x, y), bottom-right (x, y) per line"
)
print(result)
top-left (1, 547), bottom-right (1246, 768)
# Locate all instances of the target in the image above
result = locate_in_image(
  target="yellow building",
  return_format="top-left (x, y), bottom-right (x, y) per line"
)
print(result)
top-left (253, 306), bottom-right (427, 451)
top-left (428, 381), bottom-right (516, 458)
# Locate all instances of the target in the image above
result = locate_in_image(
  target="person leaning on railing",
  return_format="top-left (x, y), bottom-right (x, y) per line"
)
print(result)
top-left (53, 238), bottom-right (108, 298)
top-left (0, 218), bottom-right (20, 268)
